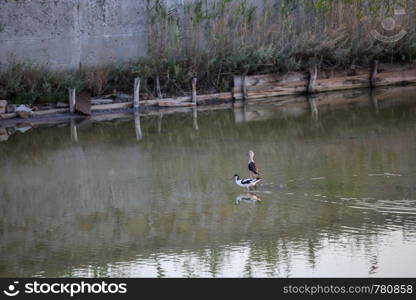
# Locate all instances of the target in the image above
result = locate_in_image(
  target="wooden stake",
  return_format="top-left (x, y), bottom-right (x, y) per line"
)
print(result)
top-left (134, 78), bottom-right (141, 109)
top-left (191, 77), bottom-right (197, 104)
top-left (370, 60), bottom-right (379, 88)
top-left (308, 66), bottom-right (318, 94)
top-left (156, 76), bottom-right (162, 99)
top-left (68, 88), bottom-right (76, 113)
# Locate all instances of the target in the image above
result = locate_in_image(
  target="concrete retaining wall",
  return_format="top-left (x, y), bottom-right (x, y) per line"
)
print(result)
top-left (0, 0), bottom-right (148, 70)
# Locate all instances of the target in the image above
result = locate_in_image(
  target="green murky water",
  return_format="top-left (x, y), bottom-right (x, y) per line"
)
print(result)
top-left (1, 87), bottom-right (416, 277)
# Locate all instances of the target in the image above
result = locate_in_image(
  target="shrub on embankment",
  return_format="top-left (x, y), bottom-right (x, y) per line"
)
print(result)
top-left (1, 0), bottom-right (415, 104)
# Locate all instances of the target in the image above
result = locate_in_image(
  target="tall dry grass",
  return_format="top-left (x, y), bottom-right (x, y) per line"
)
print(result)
top-left (146, 0), bottom-right (416, 93)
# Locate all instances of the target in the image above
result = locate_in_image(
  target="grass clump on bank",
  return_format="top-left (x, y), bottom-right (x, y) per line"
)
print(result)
top-left (0, 63), bottom-right (84, 105)
top-left (1, 0), bottom-right (416, 104)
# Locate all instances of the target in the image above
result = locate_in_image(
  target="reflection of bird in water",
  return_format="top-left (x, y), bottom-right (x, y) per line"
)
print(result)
top-left (248, 150), bottom-right (260, 179)
top-left (233, 174), bottom-right (262, 191)
top-left (235, 193), bottom-right (261, 205)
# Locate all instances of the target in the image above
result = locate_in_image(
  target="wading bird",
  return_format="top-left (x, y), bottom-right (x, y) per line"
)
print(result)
top-left (233, 174), bottom-right (262, 191)
top-left (248, 150), bottom-right (260, 178)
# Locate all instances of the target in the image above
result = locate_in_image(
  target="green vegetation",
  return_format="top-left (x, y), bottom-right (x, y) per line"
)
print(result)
top-left (1, 0), bottom-right (415, 104)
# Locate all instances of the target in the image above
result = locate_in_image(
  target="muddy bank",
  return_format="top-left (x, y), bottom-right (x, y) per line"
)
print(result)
top-left (0, 64), bottom-right (414, 118)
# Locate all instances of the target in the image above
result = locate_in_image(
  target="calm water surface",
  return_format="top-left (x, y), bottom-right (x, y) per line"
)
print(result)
top-left (1, 88), bottom-right (416, 277)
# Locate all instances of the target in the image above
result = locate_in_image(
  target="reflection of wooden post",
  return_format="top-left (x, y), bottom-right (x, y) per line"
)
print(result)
top-left (370, 90), bottom-right (379, 114)
top-left (233, 106), bottom-right (244, 123)
top-left (156, 76), bottom-right (162, 99)
top-left (308, 66), bottom-right (317, 94)
top-left (68, 88), bottom-right (76, 113)
top-left (242, 75), bottom-right (248, 101)
top-left (158, 113), bottom-right (163, 134)
top-left (134, 111), bottom-right (142, 140)
top-left (308, 96), bottom-right (318, 121)
top-left (191, 77), bottom-right (197, 104)
top-left (370, 60), bottom-right (379, 88)
top-left (70, 118), bottom-right (78, 142)
top-left (133, 78), bottom-right (140, 110)
top-left (193, 107), bottom-right (199, 130)
top-left (234, 102), bottom-right (248, 123)
top-left (242, 101), bottom-right (247, 122)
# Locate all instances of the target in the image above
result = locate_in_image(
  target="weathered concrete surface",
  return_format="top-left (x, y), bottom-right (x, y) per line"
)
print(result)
top-left (0, 0), bottom-right (148, 70)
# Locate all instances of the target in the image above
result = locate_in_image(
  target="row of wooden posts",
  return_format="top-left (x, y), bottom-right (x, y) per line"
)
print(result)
top-left (54, 58), bottom-right (416, 118)
top-left (64, 59), bottom-right (395, 144)
top-left (49, 60), bottom-right (416, 117)
top-left (67, 77), bottom-right (199, 114)
top-left (235, 60), bottom-right (392, 101)
top-left (68, 59), bottom-right (367, 112)
top-left (0, 59), bottom-right (410, 123)
top-left (0, 59), bottom-right (413, 127)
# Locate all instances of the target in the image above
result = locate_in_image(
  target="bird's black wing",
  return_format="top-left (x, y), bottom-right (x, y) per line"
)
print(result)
top-left (248, 161), bottom-right (259, 175)
top-left (241, 178), bottom-right (254, 184)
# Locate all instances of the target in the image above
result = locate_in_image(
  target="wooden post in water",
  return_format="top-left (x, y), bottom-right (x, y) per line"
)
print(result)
top-left (191, 77), bottom-right (197, 104)
top-left (308, 66), bottom-right (318, 94)
top-left (68, 88), bottom-right (76, 113)
top-left (134, 111), bottom-right (142, 140)
top-left (133, 78), bottom-right (141, 110)
top-left (156, 76), bottom-right (162, 99)
top-left (70, 118), bottom-right (78, 142)
top-left (370, 60), bottom-right (379, 88)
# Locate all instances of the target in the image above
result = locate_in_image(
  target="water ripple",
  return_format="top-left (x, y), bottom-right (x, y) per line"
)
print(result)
top-left (347, 199), bottom-right (416, 216)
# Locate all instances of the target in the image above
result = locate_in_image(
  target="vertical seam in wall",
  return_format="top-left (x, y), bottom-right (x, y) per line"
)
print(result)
top-left (104, 0), bottom-right (107, 34)
top-left (144, 0), bottom-right (150, 57)
top-left (76, 0), bottom-right (82, 70)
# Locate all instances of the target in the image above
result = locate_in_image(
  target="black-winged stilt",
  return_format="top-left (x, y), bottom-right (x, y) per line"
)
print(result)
top-left (233, 174), bottom-right (262, 190)
top-left (248, 150), bottom-right (260, 178)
